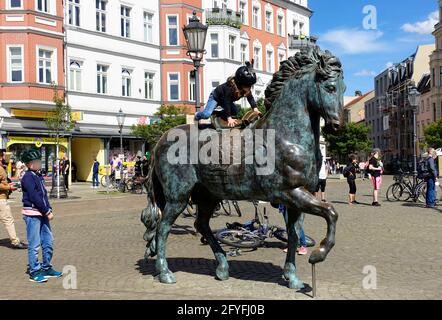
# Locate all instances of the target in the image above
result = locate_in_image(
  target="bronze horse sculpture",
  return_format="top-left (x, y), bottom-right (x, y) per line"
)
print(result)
top-left (141, 47), bottom-right (345, 290)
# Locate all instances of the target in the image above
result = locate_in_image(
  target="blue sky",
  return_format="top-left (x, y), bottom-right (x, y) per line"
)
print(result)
top-left (310, 0), bottom-right (437, 96)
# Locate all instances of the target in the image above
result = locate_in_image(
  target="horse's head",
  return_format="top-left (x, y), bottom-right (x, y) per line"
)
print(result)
top-left (307, 48), bottom-right (345, 132)
top-left (264, 47), bottom-right (345, 133)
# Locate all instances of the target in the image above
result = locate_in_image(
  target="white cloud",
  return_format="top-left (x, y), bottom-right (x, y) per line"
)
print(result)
top-left (386, 62), bottom-right (394, 68)
top-left (354, 69), bottom-right (376, 77)
top-left (401, 11), bottom-right (438, 35)
top-left (320, 28), bottom-right (389, 54)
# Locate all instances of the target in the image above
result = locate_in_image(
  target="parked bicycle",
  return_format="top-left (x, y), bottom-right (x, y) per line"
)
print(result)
top-left (215, 200), bottom-right (316, 249)
top-left (386, 170), bottom-right (426, 203)
top-left (182, 199), bottom-right (242, 218)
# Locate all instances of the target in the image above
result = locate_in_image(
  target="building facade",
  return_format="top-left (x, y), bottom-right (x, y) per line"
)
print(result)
top-left (0, 0), bottom-right (66, 176)
top-left (0, 0), bottom-right (314, 181)
top-left (65, 0), bottom-right (162, 181)
top-left (428, 0), bottom-right (442, 123)
top-left (344, 91), bottom-right (374, 124)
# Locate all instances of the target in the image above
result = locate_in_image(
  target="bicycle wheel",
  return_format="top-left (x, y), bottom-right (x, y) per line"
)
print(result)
top-left (101, 175), bottom-right (108, 187)
top-left (221, 200), bottom-right (231, 216)
top-left (273, 229), bottom-right (316, 248)
top-left (232, 200), bottom-right (242, 217)
top-left (118, 181), bottom-right (126, 193)
top-left (133, 183), bottom-right (143, 194)
top-left (418, 184), bottom-right (427, 204)
top-left (386, 183), bottom-right (403, 201)
top-left (215, 229), bottom-right (261, 249)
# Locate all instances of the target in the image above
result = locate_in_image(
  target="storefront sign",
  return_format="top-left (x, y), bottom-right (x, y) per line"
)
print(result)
top-left (11, 109), bottom-right (83, 122)
top-left (6, 136), bottom-right (69, 149)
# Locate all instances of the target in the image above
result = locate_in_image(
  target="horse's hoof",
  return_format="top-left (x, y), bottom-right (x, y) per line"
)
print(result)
top-left (159, 271), bottom-right (176, 284)
top-left (309, 247), bottom-right (327, 264)
top-left (289, 278), bottom-right (305, 290)
top-left (216, 267), bottom-right (229, 281)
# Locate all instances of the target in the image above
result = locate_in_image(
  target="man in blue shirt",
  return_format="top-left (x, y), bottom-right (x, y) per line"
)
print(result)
top-left (92, 159), bottom-right (100, 189)
top-left (426, 148), bottom-right (439, 208)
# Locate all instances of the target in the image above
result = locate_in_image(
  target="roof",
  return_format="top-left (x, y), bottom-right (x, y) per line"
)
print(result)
top-left (417, 73), bottom-right (431, 94)
top-left (344, 91), bottom-right (374, 109)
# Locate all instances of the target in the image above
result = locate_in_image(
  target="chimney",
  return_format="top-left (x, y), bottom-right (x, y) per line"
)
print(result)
top-left (355, 90), bottom-right (362, 97)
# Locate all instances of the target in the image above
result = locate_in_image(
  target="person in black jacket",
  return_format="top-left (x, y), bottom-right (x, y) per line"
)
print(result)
top-left (194, 62), bottom-right (259, 127)
top-left (425, 148), bottom-right (439, 208)
top-left (345, 154), bottom-right (359, 205)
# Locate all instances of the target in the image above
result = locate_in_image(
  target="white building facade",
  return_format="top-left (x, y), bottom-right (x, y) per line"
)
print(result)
top-left (65, 0), bottom-right (161, 181)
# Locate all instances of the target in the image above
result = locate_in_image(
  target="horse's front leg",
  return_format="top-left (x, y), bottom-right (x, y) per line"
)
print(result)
top-left (283, 207), bottom-right (305, 290)
top-left (285, 187), bottom-right (338, 264)
top-left (155, 201), bottom-right (187, 284)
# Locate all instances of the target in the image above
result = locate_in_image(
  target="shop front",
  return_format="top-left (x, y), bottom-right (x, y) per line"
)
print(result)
top-left (6, 136), bottom-right (69, 178)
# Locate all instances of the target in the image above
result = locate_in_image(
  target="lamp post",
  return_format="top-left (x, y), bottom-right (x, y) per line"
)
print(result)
top-left (183, 11), bottom-right (208, 114)
top-left (408, 85), bottom-right (420, 183)
top-left (116, 108), bottom-right (126, 160)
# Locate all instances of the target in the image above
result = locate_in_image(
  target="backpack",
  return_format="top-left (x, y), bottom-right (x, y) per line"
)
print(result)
top-left (417, 159), bottom-right (431, 179)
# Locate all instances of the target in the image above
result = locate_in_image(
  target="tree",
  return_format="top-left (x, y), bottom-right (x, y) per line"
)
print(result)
top-left (45, 87), bottom-right (75, 198)
top-left (131, 105), bottom-right (186, 150)
top-left (424, 118), bottom-right (442, 149)
top-left (322, 122), bottom-right (372, 161)
top-left (236, 97), bottom-right (266, 118)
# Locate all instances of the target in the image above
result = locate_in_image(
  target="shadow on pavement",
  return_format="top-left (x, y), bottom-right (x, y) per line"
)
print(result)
top-left (135, 258), bottom-right (312, 296)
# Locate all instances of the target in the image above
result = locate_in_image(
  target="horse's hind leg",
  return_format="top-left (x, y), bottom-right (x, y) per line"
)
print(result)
top-left (155, 201), bottom-right (187, 284)
top-left (284, 207), bottom-right (304, 290)
top-left (286, 187), bottom-right (338, 265)
top-left (194, 200), bottom-right (229, 281)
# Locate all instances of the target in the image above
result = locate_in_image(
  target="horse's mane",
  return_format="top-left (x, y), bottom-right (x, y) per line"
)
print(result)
top-left (264, 47), bottom-right (343, 111)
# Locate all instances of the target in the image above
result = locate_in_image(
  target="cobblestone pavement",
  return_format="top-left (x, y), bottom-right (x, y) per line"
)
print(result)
top-left (0, 177), bottom-right (441, 300)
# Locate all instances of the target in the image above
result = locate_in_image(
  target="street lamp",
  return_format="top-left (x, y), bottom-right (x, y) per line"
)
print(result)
top-left (183, 11), bottom-right (208, 113)
top-left (116, 108), bottom-right (126, 160)
top-left (408, 85), bottom-right (420, 181)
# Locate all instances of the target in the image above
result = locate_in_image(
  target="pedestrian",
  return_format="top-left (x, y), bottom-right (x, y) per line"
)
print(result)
top-left (61, 156), bottom-right (70, 190)
top-left (92, 158), bottom-right (100, 189)
top-left (368, 148), bottom-right (383, 207)
top-left (0, 150), bottom-right (27, 249)
top-left (20, 149), bottom-right (63, 283)
top-left (278, 204), bottom-right (307, 255)
top-left (134, 156), bottom-right (142, 177)
top-left (425, 148), bottom-right (439, 208)
top-left (315, 159), bottom-right (329, 202)
top-left (343, 154), bottom-right (359, 205)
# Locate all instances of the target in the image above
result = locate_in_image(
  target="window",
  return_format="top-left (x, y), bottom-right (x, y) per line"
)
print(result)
top-left (189, 72), bottom-right (196, 102)
top-left (168, 73), bottom-right (179, 101)
top-left (68, 0), bottom-right (80, 26)
top-left (69, 61), bottom-right (82, 91)
top-left (265, 11), bottom-right (272, 33)
top-left (145, 72), bottom-right (154, 99)
top-left (239, 1), bottom-right (247, 24)
top-left (8, 46), bottom-right (23, 82)
top-left (278, 52), bottom-right (285, 65)
top-left (96, 0), bottom-right (106, 32)
top-left (37, 0), bottom-right (49, 13)
top-left (253, 47), bottom-right (261, 70)
top-left (299, 22), bottom-right (304, 35)
top-left (38, 49), bottom-right (53, 84)
top-left (97, 64), bottom-right (108, 94)
top-left (210, 34), bottom-right (219, 58)
top-left (266, 50), bottom-right (273, 73)
top-left (240, 43), bottom-right (247, 64)
top-left (439, 66), bottom-right (442, 87)
top-left (167, 15), bottom-right (178, 46)
top-left (213, 0), bottom-right (227, 9)
top-left (144, 12), bottom-right (154, 43)
top-left (229, 35), bottom-right (236, 60)
top-left (121, 6), bottom-right (131, 38)
top-left (277, 15), bottom-right (284, 36)
top-left (121, 69), bottom-right (131, 97)
top-left (292, 20), bottom-right (298, 35)
top-left (9, 0), bottom-right (22, 9)
top-left (252, 6), bottom-right (260, 29)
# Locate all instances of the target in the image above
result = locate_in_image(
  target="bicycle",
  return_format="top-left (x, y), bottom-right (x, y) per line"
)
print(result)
top-left (182, 199), bottom-right (242, 218)
top-left (215, 201), bottom-right (316, 249)
top-left (386, 171), bottom-right (426, 203)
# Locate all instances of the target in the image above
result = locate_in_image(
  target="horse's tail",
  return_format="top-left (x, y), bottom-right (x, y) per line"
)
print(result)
top-left (140, 155), bottom-right (164, 259)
